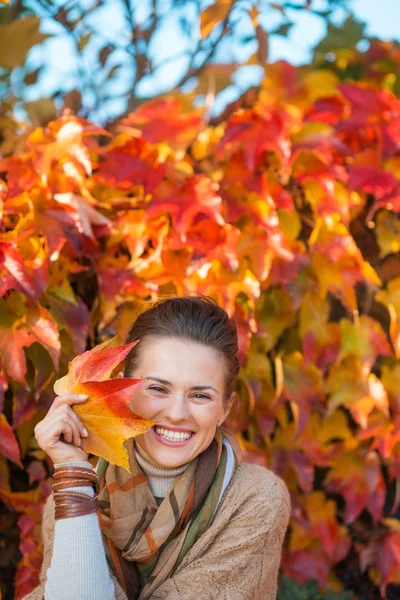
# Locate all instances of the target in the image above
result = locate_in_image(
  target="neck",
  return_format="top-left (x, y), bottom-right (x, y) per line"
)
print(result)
top-left (134, 441), bottom-right (190, 498)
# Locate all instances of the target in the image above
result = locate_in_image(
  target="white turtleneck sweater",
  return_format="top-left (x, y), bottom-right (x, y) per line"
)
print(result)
top-left (44, 445), bottom-right (190, 600)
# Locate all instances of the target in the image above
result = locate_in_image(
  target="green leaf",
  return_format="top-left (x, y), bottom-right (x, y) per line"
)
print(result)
top-left (0, 16), bottom-right (50, 69)
top-left (0, 6), bottom-right (9, 27)
top-left (314, 15), bottom-right (366, 55)
top-left (277, 576), bottom-right (354, 600)
top-left (273, 22), bottom-right (294, 37)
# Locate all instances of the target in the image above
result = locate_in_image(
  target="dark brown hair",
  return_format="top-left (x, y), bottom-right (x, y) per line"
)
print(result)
top-left (123, 294), bottom-right (240, 405)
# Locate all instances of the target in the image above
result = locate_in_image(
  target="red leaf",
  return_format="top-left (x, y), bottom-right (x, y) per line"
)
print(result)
top-left (120, 98), bottom-right (203, 149)
top-left (0, 413), bottom-right (22, 468)
top-left (147, 176), bottom-right (224, 242)
top-left (0, 241), bottom-right (37, 301)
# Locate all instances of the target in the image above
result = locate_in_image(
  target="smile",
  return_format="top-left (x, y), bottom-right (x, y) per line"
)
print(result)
top-left (151, 426), bottom-right (195, 446)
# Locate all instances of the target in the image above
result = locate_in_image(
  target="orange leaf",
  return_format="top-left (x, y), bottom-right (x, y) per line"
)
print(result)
top-left (53, 338), bottom-right (154, 472)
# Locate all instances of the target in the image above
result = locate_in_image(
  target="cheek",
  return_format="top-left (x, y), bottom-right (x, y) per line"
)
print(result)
top-left (129, 392), bottom-right (156, 419)
top-left (194, 406), bottom-right (221, 435)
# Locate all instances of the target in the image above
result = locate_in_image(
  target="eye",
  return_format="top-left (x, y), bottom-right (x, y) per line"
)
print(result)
top-left (148, 387), bottom-right (210, 400)
top-left (193, 394), bottom-right (211, 401)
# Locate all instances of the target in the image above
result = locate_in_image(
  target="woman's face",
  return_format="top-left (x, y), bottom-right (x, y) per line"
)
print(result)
top-left (128, 336), bottom-right (233, 469)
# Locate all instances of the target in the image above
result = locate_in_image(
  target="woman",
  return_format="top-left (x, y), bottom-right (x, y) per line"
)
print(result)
top-left (25, 295), bottom-right (290, 600)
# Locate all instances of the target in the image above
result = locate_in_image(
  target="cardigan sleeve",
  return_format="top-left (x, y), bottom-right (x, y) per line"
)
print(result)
top-left (151, 473), bottom-right (291, 600)
top-left (21, 490), bottom-right (127, 600)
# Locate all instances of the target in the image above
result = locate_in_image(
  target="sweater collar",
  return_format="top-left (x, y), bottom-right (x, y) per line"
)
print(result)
top-left (133, 441), bottom-right (191, 498)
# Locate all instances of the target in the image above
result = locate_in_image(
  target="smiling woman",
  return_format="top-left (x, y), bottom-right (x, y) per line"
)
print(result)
top-left (24, 295), bottom-right (290, 600)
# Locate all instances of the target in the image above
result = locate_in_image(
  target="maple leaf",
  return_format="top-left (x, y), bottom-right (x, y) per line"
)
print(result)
top-left (299, 291), bottom-right (340, 372)
top-left (338, 83), bottom-right (400, 125)
top-left (0, 413), bottom-right (22, 468)
top-left (375, 209), bottom-right (400, 258)
top-left (147, 176), bottom-right (224, 243)
top-left (360, 532), bottom-right (400, 596)
top-left (282, 490), bottom-right (350, 586)
top-left (280, 352), bottom-right (326, 436)
top-left (53, 337), bottom-right (154, 472)
top-left (95, 136), bottom-right (166, 194)
top-left (0, 240), bottom-right (37, 301)
top-left (0, 154), bottom-right (41, 199)
top-left (309, 219), bottom-right (381, 311)
top-left (28, 116), bottom-right (108, 178)
top-left (119, 98), bottom-right (203, 151)
top-left (358, 412), bottom-right (400, 491)
top-left (219, 107), bottom-right (290, 171)
top-left (305, 96), bottom-right (345, 125)
top-left (325, 447), bottom-right (385, 524)
top-left (338, 315), bottom-right (392, 369)
top-left (200, 0), bottom-right (232, 39)
top-left (376, 276), bottom-right (400, 358)
top-left (380, 363), bottom-right (400, 416)
top-left (53, 193), bottom-right (111, 240)
top-left (326, 358), bottom-right (389, 429)
top-left (0, 293), bottom-right (60, 385)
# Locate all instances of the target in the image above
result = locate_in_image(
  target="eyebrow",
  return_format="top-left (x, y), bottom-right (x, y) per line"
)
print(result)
top-left (143, 376), bottom-right (218, 393)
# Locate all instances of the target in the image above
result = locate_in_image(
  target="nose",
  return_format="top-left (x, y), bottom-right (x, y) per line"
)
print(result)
top-left (162, 394), bottom-right (190, 423)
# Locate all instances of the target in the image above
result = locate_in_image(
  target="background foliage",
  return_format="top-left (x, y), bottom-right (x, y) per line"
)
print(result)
top-left (1, 1), bottom-right (400, 599)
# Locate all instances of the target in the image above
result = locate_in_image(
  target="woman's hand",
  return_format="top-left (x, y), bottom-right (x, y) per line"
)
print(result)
top-left (34, 394), bottom-right (90, 464)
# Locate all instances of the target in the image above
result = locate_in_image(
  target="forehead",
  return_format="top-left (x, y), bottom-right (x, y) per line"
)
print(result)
top-left (135, 337), bottom-right (226, 386)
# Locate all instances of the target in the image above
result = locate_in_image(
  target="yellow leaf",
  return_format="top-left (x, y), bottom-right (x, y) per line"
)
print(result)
top-left (302, 69), bottom-right (339, 100)
top-left (200, 0), bottom-right (232, 39)
top-left (382, 518), bottom-right (400, 533)
top-left (375, 209), bottom-right (400, 258)
top-left (326, 359), bottom-right (389, 429)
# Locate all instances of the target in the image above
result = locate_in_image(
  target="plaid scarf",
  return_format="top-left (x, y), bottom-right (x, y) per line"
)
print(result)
top-left (96, 427), bottom-right (242, 600)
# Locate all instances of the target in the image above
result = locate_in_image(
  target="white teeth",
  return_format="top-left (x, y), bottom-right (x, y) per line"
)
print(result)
top-left (155, 427), bottom-right (193, 441)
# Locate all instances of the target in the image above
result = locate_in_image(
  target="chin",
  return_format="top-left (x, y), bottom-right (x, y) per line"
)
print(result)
top-left (150, 446), bottom-right (195, 469)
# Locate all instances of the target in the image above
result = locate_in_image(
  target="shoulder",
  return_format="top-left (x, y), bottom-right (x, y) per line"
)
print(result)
top-left (233, 463), bottom-right (289, 496)
top-left (218, 463), bottom-right (291, 529)
top-left (231, 463), bottom-right (290, 506)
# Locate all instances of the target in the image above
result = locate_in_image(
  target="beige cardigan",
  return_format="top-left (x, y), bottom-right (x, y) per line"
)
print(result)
top-left (23, 464), bottom-right (291, 600)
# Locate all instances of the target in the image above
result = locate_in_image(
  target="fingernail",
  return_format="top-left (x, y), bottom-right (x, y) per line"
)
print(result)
top-left (78, 394), bottom-right (88, 399)
top-left (83, 428), bottom-right (88, 436)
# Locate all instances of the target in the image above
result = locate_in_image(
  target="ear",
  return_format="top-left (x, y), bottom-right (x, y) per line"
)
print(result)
top-left (219, 391), bottom-right (237, 425)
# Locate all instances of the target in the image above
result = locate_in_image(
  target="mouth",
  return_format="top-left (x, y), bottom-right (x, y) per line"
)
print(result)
top-left (151, 425), bottom-right (196, 447)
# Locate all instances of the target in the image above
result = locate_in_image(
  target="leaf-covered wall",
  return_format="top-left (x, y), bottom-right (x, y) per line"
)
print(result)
top-left (1, 41), bottom-right (400, 599)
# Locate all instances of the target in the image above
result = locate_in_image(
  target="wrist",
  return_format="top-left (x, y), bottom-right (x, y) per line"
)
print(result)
top-left (52, 464), bottom-right (100, 520)
top-left (54, 460), bottom-right (93, 469)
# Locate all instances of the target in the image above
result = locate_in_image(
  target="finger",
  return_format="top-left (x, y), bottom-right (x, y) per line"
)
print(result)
top-left (49, 416), bottom-right (80, 448)
top-left (47, 403), bottom-right (88, 439)
top-left (47, 393), bottom-right (88, 416)
top-left (56, 420), bottom-right (73, 445)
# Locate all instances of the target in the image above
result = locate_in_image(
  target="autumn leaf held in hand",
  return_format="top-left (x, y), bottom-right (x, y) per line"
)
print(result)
top-left (53, 337), bottom-right (154, 472)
